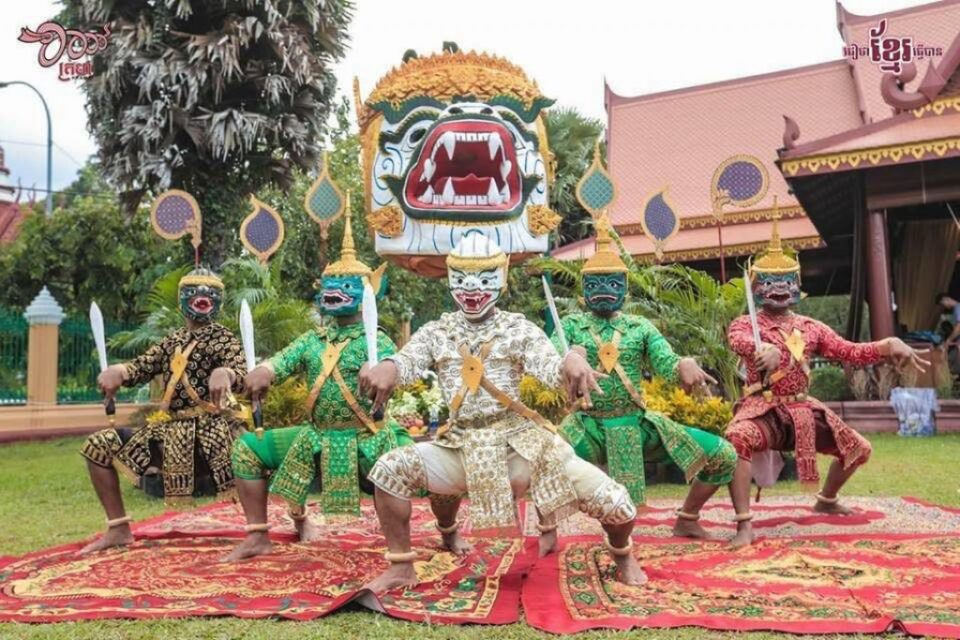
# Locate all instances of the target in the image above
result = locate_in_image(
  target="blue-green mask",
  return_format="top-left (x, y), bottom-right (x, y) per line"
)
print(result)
top-left (583, 273), bottom-right (627, 313)
top-left (316, 275), bottom-right (365, 317)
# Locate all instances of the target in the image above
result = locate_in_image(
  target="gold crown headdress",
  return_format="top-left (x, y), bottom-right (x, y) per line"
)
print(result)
top-left (748, 216), bottom-right (800, 278)
top-left (358, 47), bottom-right (546, 132)
top-left (322, 217), bottom-right (387, 292)
top-left (178, 267), bottom-right (224, 290)
top-left (582, 213), bottom-right (628, 274)
top-left (446, 232), bottom-right (509, 273)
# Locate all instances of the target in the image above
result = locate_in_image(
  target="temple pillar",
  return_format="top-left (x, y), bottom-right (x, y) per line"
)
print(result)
top-left (864, 209), bottom-right (896, 339)
top-left (24, 287), bottom-right (64, 405)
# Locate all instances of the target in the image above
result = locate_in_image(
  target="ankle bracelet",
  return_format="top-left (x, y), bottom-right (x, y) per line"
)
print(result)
top-left (245, 523), bottom-right (270, 533)
top-left (435, 520), bottom-right (459, 535)
top-left (105, 516), bottom-right (132, 528)
top-left (674, 509), bottom-right (700, 521)
top-left (815, 493), bottom-right (839, 505)
top-left (733, 512), bottom-right (754, 522)
top-left (604, 538), bottom-right (633, 557)
top-left (384, 550), bottom-right (418, 563)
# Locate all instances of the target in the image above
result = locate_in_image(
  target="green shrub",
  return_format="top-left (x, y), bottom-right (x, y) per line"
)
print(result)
top-left (809, 365), bottom-right (851, 401)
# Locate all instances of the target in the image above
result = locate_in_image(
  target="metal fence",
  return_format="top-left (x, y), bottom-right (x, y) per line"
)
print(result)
top-left (57, 315), bottom-right (140, 404)
top-left (0, 307), bottom-right (141, 405)
top-left (0, 307), bottom-right (27, 405)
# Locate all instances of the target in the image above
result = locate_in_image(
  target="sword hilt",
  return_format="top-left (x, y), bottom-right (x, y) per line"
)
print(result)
top-left (105, 397), bottom-right (116, 428)
top-left (252, 398), bottom-right (264, 439)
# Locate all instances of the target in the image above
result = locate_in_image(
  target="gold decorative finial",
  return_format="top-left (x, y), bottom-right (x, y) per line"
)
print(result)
top-left (353, 76), bottom-right (363, 125)
top-left (322, 192), bottom-right (374, 280)
top-left (582, 213), bottom-right (628, 274)
top-left (750, 195), bottom-right (800, 277)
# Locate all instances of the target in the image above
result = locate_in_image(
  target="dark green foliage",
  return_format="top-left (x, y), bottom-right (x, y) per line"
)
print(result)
top-left (808, 365), bottom-right (852, 402)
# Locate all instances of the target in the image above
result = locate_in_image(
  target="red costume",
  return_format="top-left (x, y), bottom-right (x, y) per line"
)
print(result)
top-left (726, 312), bottom-right (891, 485)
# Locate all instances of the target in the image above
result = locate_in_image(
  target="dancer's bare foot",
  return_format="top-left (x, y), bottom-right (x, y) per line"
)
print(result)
top-left (813, 500), bottom-right (854, 515)
top-left (613, 553), bottom-right (648, 586)
top-left (364, 562), bottom-right (418, 593)
top-left (296, 517), bottom-right (324, 543)
top-left (221, 532), bottom-right (272, 562)
top-left (729, 522), bottom-right (755, 548)
top-left (78, 524), bottom-right (133, 555)
top-left (671, 517), bottom-right (713, 540)
top-left (538, 530), bottom-right (559, 557)
top-left (440, 530), bottom-right (473, 556)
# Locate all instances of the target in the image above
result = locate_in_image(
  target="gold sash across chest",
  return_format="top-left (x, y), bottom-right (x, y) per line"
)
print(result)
top-left (589, 329), bottom-right (645, 409)
top-left (443, 340), bottom-right (555, 434)
top-left (305, 340), bottom-right (378, 433)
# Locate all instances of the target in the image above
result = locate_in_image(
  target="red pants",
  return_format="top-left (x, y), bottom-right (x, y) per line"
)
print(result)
top-left (725, 407), bottom-right (872, 468)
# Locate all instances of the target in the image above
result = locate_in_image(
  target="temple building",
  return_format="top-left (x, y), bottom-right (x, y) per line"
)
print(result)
top-left (0, 145), bottom-right (27, 245)
top-left (554, 0), bottom-right (960, 341)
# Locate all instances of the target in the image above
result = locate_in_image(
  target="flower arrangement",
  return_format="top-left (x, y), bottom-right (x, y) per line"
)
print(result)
top-left (387, 371), bottom-right (447, 437)
top-left (519, 375), bottom-right (733, 434)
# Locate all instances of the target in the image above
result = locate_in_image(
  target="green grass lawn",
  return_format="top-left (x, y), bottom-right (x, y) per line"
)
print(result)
top-left (1, 433), bottom-right (958, 639)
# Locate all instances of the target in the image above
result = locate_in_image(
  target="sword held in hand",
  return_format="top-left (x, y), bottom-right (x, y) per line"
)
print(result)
top-left (362, 281), bottom-right (384, 424)
top-left (541, 275), bottom-right (569, 355)
top-left (89, 302), bottom-right (115, 426)
top-left (239, 299), bottom-right (264, 439)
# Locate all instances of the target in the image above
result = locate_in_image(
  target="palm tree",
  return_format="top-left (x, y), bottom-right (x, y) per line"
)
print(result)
top-left (59, 0), bottom-right (353, 264)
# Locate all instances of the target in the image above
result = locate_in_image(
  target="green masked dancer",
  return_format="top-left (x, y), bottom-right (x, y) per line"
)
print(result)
top-left (224, 219), bottom-right (412, 562)
top-left (551, 214), bottom-right (738, 546)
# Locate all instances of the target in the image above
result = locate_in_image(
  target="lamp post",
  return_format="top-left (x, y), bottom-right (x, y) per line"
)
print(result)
top-left (0, 81), bottom-right (53, 215)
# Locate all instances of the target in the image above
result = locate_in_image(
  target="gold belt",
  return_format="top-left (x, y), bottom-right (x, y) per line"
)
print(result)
top-left (743, 390), bottom-right (808, 404)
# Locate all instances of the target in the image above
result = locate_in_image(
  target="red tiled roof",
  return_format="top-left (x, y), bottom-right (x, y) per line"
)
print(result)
top-left (838, 0), bottom-right (960, 121)
top-left (0, 201), bottom-right (26, 244)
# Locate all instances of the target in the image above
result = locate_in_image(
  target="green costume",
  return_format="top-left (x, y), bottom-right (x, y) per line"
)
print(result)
top-left (232, 322), bottom-right (412, 514)
top-left (557, 312), bottom-right (736, 504)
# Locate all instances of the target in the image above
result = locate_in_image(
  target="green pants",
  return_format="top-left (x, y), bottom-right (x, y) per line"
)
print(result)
top-left (231, 422), bottom-right (413, 513)
top-left (560, 410), bottom-right (737, 505)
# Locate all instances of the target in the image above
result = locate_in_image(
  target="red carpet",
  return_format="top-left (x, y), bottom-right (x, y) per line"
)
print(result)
top-left (523, 533), bottom-right (960, 636)
top-left (2, 496), bottom-right (960, 632)
top-left (0, 534), bottom-right (529, 624)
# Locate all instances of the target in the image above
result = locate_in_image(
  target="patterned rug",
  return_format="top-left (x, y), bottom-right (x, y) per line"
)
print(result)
top-left (0, 534), bottom-right (529, 624)
top-left (3, 496), bottom-right (960, 631)
top-left (524, 530), bottom-right (960, 636)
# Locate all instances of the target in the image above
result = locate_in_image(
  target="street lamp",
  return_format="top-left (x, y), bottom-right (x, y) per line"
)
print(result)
top-left (0, 81), bottom-right (53, 215)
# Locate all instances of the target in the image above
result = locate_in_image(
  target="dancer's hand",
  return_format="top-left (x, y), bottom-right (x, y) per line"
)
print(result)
top-left (209, 367), bottom-right (234, 409)
top-left (887, 338), bottom-right (930, 374)
top-left (361, 360), bottom-right (399, 415)
top-left (97, 365), bottom-right (125, 401)
top-left (244, 365), bottom-right (274, 403)
top-left (754, 343), bottom-right (781, 374)
top-left (677, 357), bottom-right (717, 394)
top-left (562, 351), bottom-right (607, 409)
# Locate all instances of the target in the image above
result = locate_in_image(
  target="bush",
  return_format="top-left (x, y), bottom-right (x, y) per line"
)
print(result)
top-left (808, 365), bottom-right (851, 402)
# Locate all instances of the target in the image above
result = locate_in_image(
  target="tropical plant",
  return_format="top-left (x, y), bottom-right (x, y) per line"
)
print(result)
top-left (109, 258), bottom-right (315, 358)
top-left (59, 0), bottom-right (353, 263)
top-left (808, 365), bottom-right (851, 402)
top-left (544, 108), bottom-right (604, 244)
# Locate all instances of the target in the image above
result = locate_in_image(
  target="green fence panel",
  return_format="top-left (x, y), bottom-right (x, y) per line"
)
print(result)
top-left (0, 307), bottom-right (27, 404)
top-left (57, 315), bottom-right (140, 405)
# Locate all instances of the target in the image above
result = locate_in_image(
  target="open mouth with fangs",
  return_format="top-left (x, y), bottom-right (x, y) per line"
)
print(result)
top-left (321, 290), bottom-right (354, 309)
top-left (454, 291), bottom-right (494, 314)
top-left (189, 296), bottom-right (214, 315)
top-left (404, 120), bottom-right (521, 212)
top-left (587, 294), bottom-right (618, 304)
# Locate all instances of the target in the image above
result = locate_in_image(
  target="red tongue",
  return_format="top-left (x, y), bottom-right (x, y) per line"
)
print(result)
top-left (448, 174), bottom-right (492, 196)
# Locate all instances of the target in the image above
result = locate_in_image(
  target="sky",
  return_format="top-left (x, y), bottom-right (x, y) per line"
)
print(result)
top-left (0, 0), bottom-right (935, 196)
